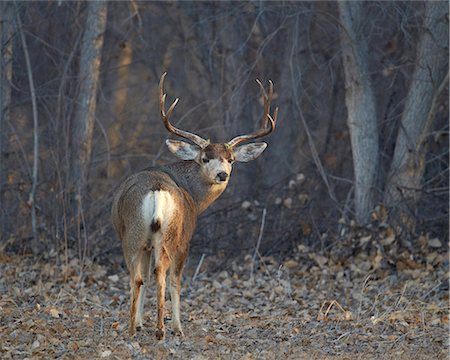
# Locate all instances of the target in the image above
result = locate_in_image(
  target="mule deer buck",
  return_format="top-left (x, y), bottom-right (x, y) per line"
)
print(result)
top-left (112, 73), bottom-right (278, 339)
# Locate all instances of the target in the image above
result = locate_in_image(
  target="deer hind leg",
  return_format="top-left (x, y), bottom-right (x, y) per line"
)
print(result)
top-left (129, 266), bottom-right (143, 337)
top-left (126, 241), bottom-right (150, 336)
top-left (170, 257), bottom-right (185, 336)
top-left (154, 247), bottom-right (170, 340)
top-left (135, 248), bottom-right (152, 330)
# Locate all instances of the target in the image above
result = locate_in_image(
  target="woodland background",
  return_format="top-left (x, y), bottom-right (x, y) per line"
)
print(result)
top-left (0, 1), bottom-right (448, 270)
top-left (0, 1), bottom-right (449, 359)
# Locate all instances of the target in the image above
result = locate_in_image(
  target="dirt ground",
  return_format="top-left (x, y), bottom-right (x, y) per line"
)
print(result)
top-left (0, 236), bottom-right (448, 360)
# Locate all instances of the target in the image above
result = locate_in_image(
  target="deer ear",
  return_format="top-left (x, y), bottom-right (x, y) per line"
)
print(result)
top-left (166, 139), bottom-right (201, 160)
top-left (233, 142), bottom-right (267, 162)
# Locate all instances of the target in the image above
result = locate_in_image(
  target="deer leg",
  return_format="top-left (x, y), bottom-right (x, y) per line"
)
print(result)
top-left (170, 260), bottom-right (184, 336)
top-left (136, 248), bottom-right (152, 330)
top-left (129, 267), bottom-right (143, 337)
top-left (154, 249), bottom-right (169, 340)
top-left (123, 227), bottom-right (148, 337)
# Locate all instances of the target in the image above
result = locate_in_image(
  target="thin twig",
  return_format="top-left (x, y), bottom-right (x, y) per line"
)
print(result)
top-left (191, 253), bottom-right (205, 284)
top-left (394, 281), bottom-right (409, 310)
top-left (357, 273), bottom-right (373, 321)
top-left (251, 208), bottom-right (267, 278)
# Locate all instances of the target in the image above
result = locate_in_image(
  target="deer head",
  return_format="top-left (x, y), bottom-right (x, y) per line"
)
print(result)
top-left (159, 72), bottom-right (279, 185)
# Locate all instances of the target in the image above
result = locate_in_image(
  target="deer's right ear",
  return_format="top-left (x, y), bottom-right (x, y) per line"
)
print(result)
top-left (166, 139), bottom-right (201, 160)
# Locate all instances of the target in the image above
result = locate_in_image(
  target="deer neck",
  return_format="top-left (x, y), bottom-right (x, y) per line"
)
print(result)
top-left (162, 161), bottom-right (228, 215)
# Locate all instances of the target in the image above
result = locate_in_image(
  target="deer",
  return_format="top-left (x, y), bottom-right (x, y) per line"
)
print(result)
top-left (111, 72), bottom-right (278, 340)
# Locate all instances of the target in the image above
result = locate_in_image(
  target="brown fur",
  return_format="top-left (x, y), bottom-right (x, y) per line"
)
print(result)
top-left (203, 143), bottom-right (234, 162)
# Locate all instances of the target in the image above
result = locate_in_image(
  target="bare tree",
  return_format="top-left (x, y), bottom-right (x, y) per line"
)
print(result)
top-left (16, 6), bottom-right (39, 244)
top-left (338, 1), bottom-right (379, 224)
top-left (108, 38), bottom-right (133, 178)
top-left (0, 2), bottom-right (14, 242)
top-left (384, 1), bottom-right (449, 231)
top-left (71, 2), bottom-right (108, 209)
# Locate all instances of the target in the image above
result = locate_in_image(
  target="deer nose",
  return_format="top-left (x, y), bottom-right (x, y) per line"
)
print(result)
top-left (217, 172), bottom-right (228, 182)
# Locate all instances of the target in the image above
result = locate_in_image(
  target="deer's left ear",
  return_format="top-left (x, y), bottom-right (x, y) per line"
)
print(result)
top-left (233, 142), bottom-right (267, 162)
top-left (166, 139), bottom-right (201, 160)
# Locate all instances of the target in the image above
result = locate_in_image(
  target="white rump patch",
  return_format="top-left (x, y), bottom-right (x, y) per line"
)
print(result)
top-left (141, 190), bottom-right (176, 265)
top-left (141, 190), bottom-right (175, 234)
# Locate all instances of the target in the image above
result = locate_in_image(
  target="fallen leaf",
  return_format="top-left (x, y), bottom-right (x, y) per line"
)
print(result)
top-left (108, 274), bottom-right (119, 282)
top-left (70, 342), bottom-right (79, 352)
top-left (49, 308), bottom-right (60, 318)
top-left (204, 334), bottom-right (215, 343)
top-left (311, 254), bottom-right (328, 268)
top-left (428, 238), bottom-right (442, 248)
top-left (360, 234), bottom-right (372, 246)
top-left (298, 193), bottom-right (309, 205)
top-left (241, 201), bottom-right (251, 210)
top-left (101, 350), bottom-right (112, 357)
top-left (296, 173), bottom-right (306, 184)
top-left (283, 198), bottom-right (292, 209)
top-left (430, 318), bottom-right (441, 325)
top-left (381, 228), bottom-right (396, 245)
top-left (284, 259), bottom-right (298, 269)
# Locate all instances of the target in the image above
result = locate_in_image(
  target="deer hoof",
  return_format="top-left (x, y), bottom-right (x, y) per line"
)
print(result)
top-left (173, 328), bottom-right (184, 337)
top-left (129, 326), bottom-right (136, 337)
top-left (155, 328), bottom-right (165, 340)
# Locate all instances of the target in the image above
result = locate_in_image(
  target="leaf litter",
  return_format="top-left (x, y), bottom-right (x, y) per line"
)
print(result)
top-left (0, 232), bottom-right (448, 359)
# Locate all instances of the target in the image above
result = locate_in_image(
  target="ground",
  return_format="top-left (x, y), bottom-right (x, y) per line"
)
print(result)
top-left (0, 235), bottom-right (448, 360)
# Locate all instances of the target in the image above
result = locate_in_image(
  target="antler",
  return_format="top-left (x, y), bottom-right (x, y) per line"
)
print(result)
top-left (159, 72), bottom-right (210, 148)
top-left (226, 79), bottom-right (278, 148)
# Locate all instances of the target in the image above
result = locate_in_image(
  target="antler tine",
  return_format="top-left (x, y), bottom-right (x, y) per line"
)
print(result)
top-left (159, 72), bottom-right (209, 148)
top-left (256, 79), bottom-right (273, 128)
top-left (227, 79), bottom-right (278, 148)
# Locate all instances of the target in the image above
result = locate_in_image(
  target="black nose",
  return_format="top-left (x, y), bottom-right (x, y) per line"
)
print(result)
top-left (217, 172), bottom-right (228, 182)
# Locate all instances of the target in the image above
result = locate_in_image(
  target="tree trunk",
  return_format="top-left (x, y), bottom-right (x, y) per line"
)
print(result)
top-left (338, 1), bottom-right (379, 224)
top-left (107, 39), bottom-right (133, 178)
top-left (17, 6), bottom-right (40, 245)
top-left (0, 2), bottom-right (14, 242)
top-left (71, 2), bottom-right (107, 202)
top-left (384, 2), bottom-right (448, 232)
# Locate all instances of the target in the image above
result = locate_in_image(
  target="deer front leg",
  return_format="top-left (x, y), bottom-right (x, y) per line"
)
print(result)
top-left (154, 250), bottom-right (169, 340)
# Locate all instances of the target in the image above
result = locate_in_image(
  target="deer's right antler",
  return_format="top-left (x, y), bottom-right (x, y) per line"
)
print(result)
top-left (226, 79), bottom-right (278, 148)
top-left (159, 72), bottom-right (210, 148)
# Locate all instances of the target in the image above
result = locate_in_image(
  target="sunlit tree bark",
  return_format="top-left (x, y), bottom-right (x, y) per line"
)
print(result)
top-left (108, 39), bottom-right (133, 178)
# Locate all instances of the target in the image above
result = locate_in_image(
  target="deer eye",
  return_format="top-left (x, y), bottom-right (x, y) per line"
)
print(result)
top-left (202, 158), bottom-right (209, 163)
top-left (228, 159), bottom-right (234, 164)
